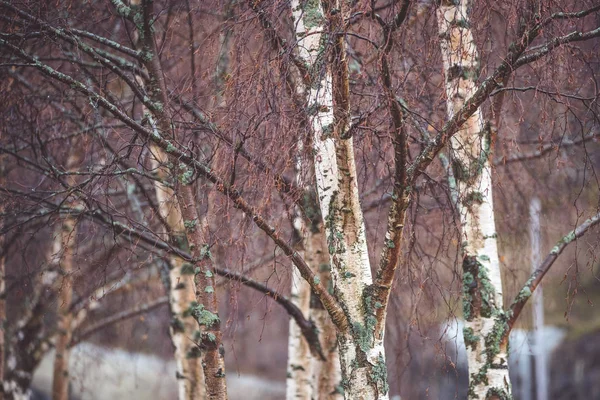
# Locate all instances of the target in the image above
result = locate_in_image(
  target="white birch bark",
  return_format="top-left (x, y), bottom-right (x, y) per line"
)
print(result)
top-left (437, 1), bottom-right (510, 398)
top-left (150, 146), bottom-right (206, 400)
top-left (286, 140), bottom-right (314, 399)
top-left (309, 231), bottom-right (343, 399)
top-left (286, 256), bottom-right (313, 399)
top-left (291, 1), bottom-right (388, 398)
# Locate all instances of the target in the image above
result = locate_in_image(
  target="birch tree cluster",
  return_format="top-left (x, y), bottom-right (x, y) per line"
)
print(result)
top-left (0, 0), bottom-right (599, 399)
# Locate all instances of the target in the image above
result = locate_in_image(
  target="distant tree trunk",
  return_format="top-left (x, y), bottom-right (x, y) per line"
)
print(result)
top-left (286, 266), bottom-right (313, 399)
top-left (0, 156), bottom-right (6, 400)
top-left (529, 198), bottom-right (548, 400)
top-left (286, 143), bottom-right (314, 399)
top-left (437, 1), bottom-right (510, 398)
top-left (51, 150), bottom-right (81, 400)
top-left (3, 250), bottom-right (57, 399)
top-left (51, 215), bottom-right (76, 400)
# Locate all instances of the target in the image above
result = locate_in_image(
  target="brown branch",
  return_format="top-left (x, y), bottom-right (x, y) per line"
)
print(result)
top-left (75, 207), bottom-right (328, 356)
top-left (71, 296), bottom-right (169, 346)
top-left (515, 26), bottom-right (600, 68)
top-left (503, 211), bottom-right (600, 344)
top-left (217, 267), bottom-right (325, 360)
top-left (494, 129), bottom-right (600, 165)
top-left (407, 19), bottom-right (547, 183)
top-left (372, 5), bottom-right (411, 336)
top-left (0, 38), bottom-right (347, 332)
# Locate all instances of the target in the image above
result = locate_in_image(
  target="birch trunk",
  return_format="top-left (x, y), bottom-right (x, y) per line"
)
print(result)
top-left (437, 2), bottom-right (510, 398)
top-left (3, 225), bottom-right (66, 399)
top-left (50, 149), bottom-right (82, 400)
top-left (291, 1), bottom-right (388, 398)
top-left (51, 215), bottom-right (75, 400)
top-left (150, 147), bottom-right (206, 400)
top-left (136, 0), bottom-right (226, 396)
top-left (286, 144), bottom-right (314, 399)
top-left (286, 260), bottom-right (313, 399)
top-left (0, 156), bottom-right (5, 400)
top-left (175, 184), bottom-right (227, 400)
top-left (125, 3), bottom-right (206, 396)
top-left (309, 232), bottom-right (343, 399)
top-left (134, 18), bottom-right (206, 400)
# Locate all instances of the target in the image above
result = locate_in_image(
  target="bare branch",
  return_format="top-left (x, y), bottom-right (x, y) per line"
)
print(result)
top-left (504, 211), bottom-right (600, 343)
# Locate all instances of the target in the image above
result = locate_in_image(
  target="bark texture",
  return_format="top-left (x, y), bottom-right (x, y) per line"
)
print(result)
top-left (51, 216), bottom-right (76, 400)
top-left (150, 147), bottom-right (206, 400)
top-left (437, 1), bottom-right (510, 398)
top-left (291, 0), bottom-right (389, 398)
top-left (286, 141), bottom-right (314, 399)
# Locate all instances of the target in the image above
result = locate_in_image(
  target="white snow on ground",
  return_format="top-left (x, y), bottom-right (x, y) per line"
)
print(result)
top-left (32, 343), bottom-right (285, 400)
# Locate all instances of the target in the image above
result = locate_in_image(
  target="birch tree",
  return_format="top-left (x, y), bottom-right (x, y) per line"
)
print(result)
top-left (437, 1), bottom-right (509, 397)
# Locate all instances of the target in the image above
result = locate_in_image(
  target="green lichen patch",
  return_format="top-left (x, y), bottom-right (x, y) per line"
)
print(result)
top-left (177, 163), bottom-right (194, 185)
top-left (465, 191), bottom-right (484, 206)
top-left (515, 285), bottom-right (532, 302)
top-left (369, 353), bottom-right (389, 395)
top-left (486, 386), bottom-right (511, 400)
top-left (205, 332), bottom-right (217, 342)
top-left (302, 0), bottom-right (324, 29)
top-left (550, 230), bottom-right (576, 254)
top-left (462, 256), bottom-right (497, 320)
top-left (185, 301), bottom-right (220, 328)
top-left (463, 326), bottom-right (479, 350)
top-left (183, 219), bottom-right (198, 232)
top-left (199, 244), bottom-right (212, 261)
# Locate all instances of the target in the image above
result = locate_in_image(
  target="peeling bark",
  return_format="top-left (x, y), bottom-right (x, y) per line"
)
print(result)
top-left (437, 1), bottom-right (509, 398)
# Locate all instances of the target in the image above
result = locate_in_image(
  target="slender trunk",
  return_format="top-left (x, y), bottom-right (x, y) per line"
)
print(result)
top-left (150, 146), bottom-right (206, 400)
top-left (51, 216), bottom-right (76, 400)
top-left (529, 198), bottom-right (548, 400)
top-left (0, 156), bottom-right (6, 400)
top-left (51, 150), bottom-right (81, 400)
top-left (286, 267), bottom-right (313, 399)
top-left (437, 2), bottom-right (509, 398)
top-left (176, 183), bottom-right (227, 400)
top-left (286, 113), bottom-right (317, 398)
top-left (129, 3), bottom-right (207, 396)
top-left (309, 233), bottom-right (343, 399)
top-left (136, 1), bottom-right (226, 396)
